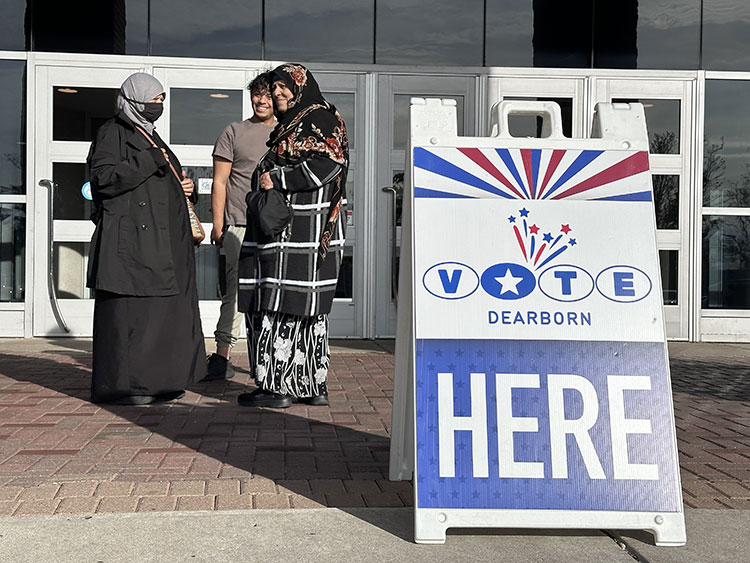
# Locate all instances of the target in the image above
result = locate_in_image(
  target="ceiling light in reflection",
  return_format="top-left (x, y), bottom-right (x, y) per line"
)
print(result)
top-left (210, 93), bottom-right (230, 99)
top-left (57, 87), bottom-right (78, 94)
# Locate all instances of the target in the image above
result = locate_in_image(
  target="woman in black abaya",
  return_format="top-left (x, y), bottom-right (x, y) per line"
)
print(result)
top-left (87, 72), bottom-right (206, 405)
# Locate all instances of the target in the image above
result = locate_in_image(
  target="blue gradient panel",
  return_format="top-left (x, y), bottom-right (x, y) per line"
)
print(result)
top-left (415, 339), bottom-right (681, 512)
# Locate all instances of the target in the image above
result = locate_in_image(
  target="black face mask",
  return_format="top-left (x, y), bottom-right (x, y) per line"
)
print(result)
top-left (141, 102), bottom-right (164, 122)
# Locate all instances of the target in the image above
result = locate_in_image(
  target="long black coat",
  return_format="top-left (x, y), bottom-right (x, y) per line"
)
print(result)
top-left (86, 112), bottom-right (195, 296)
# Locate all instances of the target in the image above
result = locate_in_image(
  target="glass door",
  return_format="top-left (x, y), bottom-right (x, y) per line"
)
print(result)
top-left (375, 74), bottom-right (477, 337)
top-left (593, 78), bottom-right (694, 340)
top-left (33, 64), bottom-right (141, 335)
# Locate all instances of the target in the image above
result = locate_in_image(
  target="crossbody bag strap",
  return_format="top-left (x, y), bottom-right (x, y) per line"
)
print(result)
top-left (134, 125), bottom-right (183, 184)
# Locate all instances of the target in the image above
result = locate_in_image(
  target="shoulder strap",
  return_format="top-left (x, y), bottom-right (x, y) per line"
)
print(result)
top-left (134, 125), bottom-right (183, 184)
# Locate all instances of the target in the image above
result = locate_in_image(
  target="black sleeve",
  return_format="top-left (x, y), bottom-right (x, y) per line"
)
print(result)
top-left (267, 154), bottom-right (343, 193)
top-left (88, 124), bottom-right (168, 199)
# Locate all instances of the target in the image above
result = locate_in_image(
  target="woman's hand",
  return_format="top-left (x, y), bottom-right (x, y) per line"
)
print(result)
top-left (180, 171), bottom-right (194, 197)
top-left (259, 171), bottom-right (273, 191)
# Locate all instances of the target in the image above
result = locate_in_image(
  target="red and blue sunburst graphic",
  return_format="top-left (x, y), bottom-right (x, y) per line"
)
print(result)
top-left (509, 208), bottom-right (576, 270)
top-left (413, 147), bottom-right (651, 202)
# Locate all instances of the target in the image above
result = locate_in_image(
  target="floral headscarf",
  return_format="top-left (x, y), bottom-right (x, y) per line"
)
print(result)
top-left (268, 64), bottom-right (349, 258)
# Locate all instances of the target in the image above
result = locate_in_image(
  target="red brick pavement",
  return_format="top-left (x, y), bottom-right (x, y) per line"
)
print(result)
top-left (0, 340), bottom-right (749, 516)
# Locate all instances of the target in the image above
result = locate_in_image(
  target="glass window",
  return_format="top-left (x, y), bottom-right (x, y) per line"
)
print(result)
top-left (703, 81), bottom-right (750, 207)
top-left (53, 242), bottom-right (91, 300)
top-left (703, 1), bottom-right (750, 71)
top-left (0, 203), bottom-right (25, 302)
top-left (0, 0), bottom-right (27, 50)
top-left (183, 166), bottom-right (214, 223)
top-left (323, 93), bottom-right (355, 145)
top-left (195, 245), bottom-right (220, 301)
top-left (485, 0), bottom-right (533, 67)
top-left (702, 216), bottom-right (750, 309)
top-left (52, 163), bottom-right (95, 221)
top-left (393, 95), bottom-right (464, 151)
top-left (526, 0), bottom-right (593, 68)
top-left (504, 97), bottom-right (573, 138)
top-left (594, 0), bottom-right (700, 70)
top-left (612, 98), bottom-right (680, 155)
top-left (0, 60), bottom-right (25, 196)
top-left (170, 89), bottom-right (243, 145)
top-left (659, 250), bottom-right (678, 306)
top-left (266, 1), bottom-right (374, 64)
top-left (653, 175), bottom-right (679, 230)
top-left (31, 0), bottom-right (147, 55)
top-left (151, 1), bottom-right (261, 59)
top-left (53, 87), bottom-right (119, 142)
top-left (376, 0), bottom-right (483, 66)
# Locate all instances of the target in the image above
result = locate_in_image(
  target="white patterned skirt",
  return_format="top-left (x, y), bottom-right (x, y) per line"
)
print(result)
top-left (245, 311), bottom-right (329, 398)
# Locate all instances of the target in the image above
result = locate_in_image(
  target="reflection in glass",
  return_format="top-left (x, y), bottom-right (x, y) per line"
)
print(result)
top-left (183, 166), bottom-right (214, 224)
top-left (703, 1), bottom-right (750, 71)
top-left (170, 89), bottom-right (242, 145)
top-left (151, 0), bottom-right (261, 59)
top-left (703, 216), bottom-right (750, 309)
top-left (612, 98), bottom-right (680, 155)
top-left (393, 95), bottom-right (464, 151)
top-left (266, 1), bottom-right (373, 63)
top-left (704, 80), bottom-right (750, 207)
top-left (485, 0), bottom-right (533, 67)
top-left (594, 0), bottom-right (700, 70)
top-left (335, 246), bottom-right (354, 299)
top-left (323, 93), bottom-right (355, 144)
top-left (53, 163), bottom-right (95, 221)
top-left (504, 97), bottom-right (573, 138)
top-left (344, 177), bottom-right (355, 228)
top-left (195, 245), bottom-right (221, 301)
top-left (659, 250), bottom-right (678, 306)
top-left (0, 60), bottom-right (25, 195)
top-left (53, 242), bottom-right (91, 300)
top-left (0, 204), bottom-right (25, 302)
top-left (0, 1), bottom-right (26, 50)
top-left (653, 175), bottom-right (679, 230)
top-left (376, 0), bottom-right (483, 66)
top-left (53, 87), bottom-right (119, 142)
top-left (392, 170), bottom-right (404, 227)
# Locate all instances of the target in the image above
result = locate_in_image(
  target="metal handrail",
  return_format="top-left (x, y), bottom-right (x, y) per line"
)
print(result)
top-left (381, 185), bottom-right (399, 301)
top-left (38, 179), bottom-right (70, 333)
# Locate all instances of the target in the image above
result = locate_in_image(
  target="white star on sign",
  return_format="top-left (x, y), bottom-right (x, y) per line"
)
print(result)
top-left (495, 268), bottom-right (523, 295)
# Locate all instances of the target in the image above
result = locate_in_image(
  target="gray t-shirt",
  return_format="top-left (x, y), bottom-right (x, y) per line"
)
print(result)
top-left (212, 119), bottom-right (274, 226)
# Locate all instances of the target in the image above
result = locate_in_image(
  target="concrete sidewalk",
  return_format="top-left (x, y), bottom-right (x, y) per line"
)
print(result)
top-left (0, 508), bottom-right (748, 562)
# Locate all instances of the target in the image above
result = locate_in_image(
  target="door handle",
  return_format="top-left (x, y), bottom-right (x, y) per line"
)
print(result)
top-left (38, 179), bottom-right (70, 333)
top-left (381, 186), bottom-right (399, 300)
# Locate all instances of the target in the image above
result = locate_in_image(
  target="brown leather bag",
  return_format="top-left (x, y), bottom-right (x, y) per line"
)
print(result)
top-left (135, 125), bottom-right (205, 245)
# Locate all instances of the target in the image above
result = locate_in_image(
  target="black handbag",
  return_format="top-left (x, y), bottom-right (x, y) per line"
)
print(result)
top-left (246, 188), bottom-right (293, 237)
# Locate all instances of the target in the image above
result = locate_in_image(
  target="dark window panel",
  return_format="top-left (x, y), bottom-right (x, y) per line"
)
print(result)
top-left (532, 0), bottom-right (593, 68)
top-left (703, 1), bottom-right (750, 71)
top-left (0, 60), bottom-right (26, 196)
top-left (703, 80), bottom-right (750, 207)
top-left (593, 0), bottom-right (638, 68)
top-left (0, 204), bottom-right (25, 302)
top-left (702, 216), bottom-right (750, 309)
top-left (485, 0), bottom-right (533, 67)
top-left (652, 175), bottom-right (680, 230)
top-left (150, 1), bottom-right (261, 60)
top-left (659, 250), bottom-right (678, 306)
top-left (612, 98), bottom-right (681, 155)
top-left (169, 88), bottom-right (243, 145)
top-left (0, 0), bottom-right (27, 50)
top-left (53, 87), bottom-right (119, 142)
top-left (52, 163), bottom-right (95, 221)
top-left (266, 1), bottom-right (374, 64)
top-left (376, 0), bottom-right (483, 66)
top-left (31, 0), bottom-right (147, 55)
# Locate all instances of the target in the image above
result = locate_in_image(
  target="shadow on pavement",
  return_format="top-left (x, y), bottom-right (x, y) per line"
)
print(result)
top-left (0, 350), bottom-right (407, 538)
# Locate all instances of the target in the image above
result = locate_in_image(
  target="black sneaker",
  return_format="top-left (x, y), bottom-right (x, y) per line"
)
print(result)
top-left (237, 389), bottom-right (292, 408)
top-left (201, 353), bottom-right (235, 381)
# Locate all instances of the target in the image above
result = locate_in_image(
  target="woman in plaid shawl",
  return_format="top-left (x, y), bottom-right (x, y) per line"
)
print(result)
top-left (237, 64), bottom-right (348, 408)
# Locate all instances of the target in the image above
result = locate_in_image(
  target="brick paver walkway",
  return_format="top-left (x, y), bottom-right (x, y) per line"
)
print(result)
top-left (0, 340), bottom-right (748, 516)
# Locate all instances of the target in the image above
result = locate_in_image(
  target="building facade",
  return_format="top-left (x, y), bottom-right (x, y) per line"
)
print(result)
top-left (1, 1), bottom-right (750, 341)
